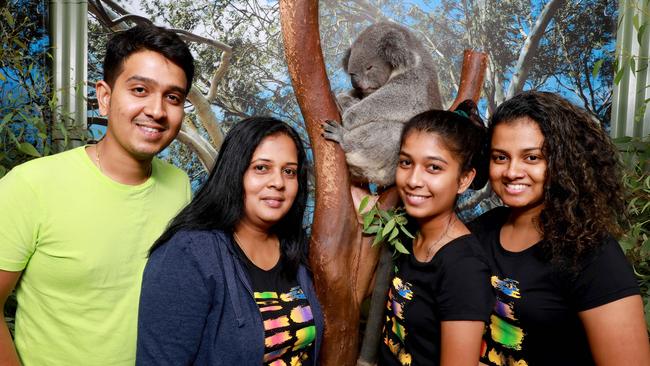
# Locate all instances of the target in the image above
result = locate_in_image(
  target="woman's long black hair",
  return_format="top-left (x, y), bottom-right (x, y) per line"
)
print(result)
top-left (151, 116), bottom-right (309, 275)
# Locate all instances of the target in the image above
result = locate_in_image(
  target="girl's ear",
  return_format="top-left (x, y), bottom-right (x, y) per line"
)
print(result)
top-left (457, 168), bottom-right (476, 194)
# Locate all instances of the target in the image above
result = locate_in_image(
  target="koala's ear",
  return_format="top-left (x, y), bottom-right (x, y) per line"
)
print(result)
top-left (379, 29), bottom-right (415, 68)
top-left (341, 48), bottom-right (351, 73)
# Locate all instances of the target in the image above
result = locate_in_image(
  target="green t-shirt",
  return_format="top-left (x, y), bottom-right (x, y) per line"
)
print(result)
top-left (0, 146), bottom-right (191, 365)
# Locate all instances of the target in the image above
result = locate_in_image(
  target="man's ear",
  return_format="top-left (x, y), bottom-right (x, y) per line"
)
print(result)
top-left (96, 80), bottom-right (112, 116)
top-left (457, 168), bottom-right (476, 195)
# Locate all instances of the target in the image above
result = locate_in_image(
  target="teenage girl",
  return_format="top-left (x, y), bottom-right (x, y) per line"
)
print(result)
top-left (471, 91), bottom-right (650, 365)
top-left (379, 101), bottom-right (494, 366)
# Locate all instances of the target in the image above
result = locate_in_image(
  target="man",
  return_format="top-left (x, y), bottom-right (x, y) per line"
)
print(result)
top-left (0, 25), bottom-right (194, 365)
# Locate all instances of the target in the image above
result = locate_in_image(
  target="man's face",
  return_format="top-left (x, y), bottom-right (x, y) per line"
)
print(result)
top-left (96, 50), bottom-right (187, 160)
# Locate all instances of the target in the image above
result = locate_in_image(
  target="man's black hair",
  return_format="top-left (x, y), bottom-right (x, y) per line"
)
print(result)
top-left (103, 25), bottom-right (195, 94)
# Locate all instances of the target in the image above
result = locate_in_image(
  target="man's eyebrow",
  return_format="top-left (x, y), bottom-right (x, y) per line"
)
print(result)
top-left (125, 75), bottom-right (187, 95)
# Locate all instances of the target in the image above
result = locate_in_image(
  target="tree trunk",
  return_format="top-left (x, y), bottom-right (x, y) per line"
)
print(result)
top-left (506, 0), bottom-right (565, 98)
top-left (280, 2), bottom-right (488, 364)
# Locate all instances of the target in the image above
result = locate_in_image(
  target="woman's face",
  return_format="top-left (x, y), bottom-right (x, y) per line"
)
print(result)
top-left (489, 117), bottom-right (547, 214)
top-left (241, 133), bottom-right (299, 230)
top-left (395, 131), bottom-right (474, 222)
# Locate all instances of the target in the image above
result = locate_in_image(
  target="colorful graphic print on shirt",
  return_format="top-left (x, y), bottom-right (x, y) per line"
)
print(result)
top-left (383, 276), bottom-right (415, 366)
top-left (481, 276), bottom-right (528, 366)
top-left (255, 286), bottom-right (316, 366)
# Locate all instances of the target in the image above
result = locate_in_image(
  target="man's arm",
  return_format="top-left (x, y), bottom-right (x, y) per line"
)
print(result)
top-left (0, 270), bottom-right (21, 366)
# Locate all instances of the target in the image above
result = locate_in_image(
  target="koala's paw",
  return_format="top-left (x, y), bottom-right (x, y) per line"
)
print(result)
top-left (321, 120), bottom-right (344, 144)
top-left (335, 93), bottom-right (359, 112)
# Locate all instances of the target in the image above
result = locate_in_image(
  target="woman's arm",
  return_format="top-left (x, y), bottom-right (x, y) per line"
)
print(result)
top-left (136, 234), bottom-right (212, 366)
top-left (440, 320), bottom-right (485, 366)
top-left (579, 295), bottom-right (650, 365)
top-left (0, 270), bottom-right (21, 366)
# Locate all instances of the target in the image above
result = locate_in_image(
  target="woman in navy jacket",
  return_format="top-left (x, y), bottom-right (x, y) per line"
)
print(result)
top-left (137, 117), bottom-right (324, 365)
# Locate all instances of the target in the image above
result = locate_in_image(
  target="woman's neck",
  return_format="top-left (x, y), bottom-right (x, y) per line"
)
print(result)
top-left (501, 205), bottom-right (544, 252)
top-left (413, 210), bottom-right (469, 261)
top-left (233, 221), bottom-right (280, 270)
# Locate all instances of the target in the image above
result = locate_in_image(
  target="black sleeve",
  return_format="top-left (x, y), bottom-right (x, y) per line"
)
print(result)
top-left (436, 238), bottom-right (495, 322)
top-left (570, 237), bottom-right (640, 311)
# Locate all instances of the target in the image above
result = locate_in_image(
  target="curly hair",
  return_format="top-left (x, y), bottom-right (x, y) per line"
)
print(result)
top-left (489, 91), bottom-right (625, 270)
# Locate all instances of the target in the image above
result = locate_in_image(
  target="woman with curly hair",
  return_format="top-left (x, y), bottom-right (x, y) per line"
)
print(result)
top-left (470, 91), bottom-right (650, 366)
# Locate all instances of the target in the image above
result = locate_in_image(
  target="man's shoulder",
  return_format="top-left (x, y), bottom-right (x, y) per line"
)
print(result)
top-left (152, 157), bottom-right (189, 182)
top-left (7, 147), bottom-right (84, 182)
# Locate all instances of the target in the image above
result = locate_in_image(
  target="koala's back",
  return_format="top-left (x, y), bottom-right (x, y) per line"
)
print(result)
top-left (337, 21), bottom-right (443, 185)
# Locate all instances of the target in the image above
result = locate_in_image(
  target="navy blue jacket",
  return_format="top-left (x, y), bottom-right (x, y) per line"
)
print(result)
top-left (136, 230), bottom-right (324, 365)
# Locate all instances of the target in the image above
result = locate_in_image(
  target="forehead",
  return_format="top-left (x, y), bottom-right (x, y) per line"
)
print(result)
top-left (115, 50), bottom-right (187, 89)
top-left (401, 131), bottom-right (457, 162)
top-left (493, 117), bottom-right (543, 142)
top-left (251, 133), bottom-right (298, 160)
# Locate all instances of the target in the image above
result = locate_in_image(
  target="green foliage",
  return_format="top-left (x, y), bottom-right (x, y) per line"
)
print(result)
top-left (358, 195), bottom-right (414, 255)
top-left (0, 2), bottom-right (62, 337)
top-left (0, 6), bottom-right (62, 178)
top-left (615, 136), bottom-right (650, 331)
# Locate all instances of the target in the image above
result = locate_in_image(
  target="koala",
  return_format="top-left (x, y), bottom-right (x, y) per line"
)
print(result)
top-left (323, 21), bottom-right (442, 186)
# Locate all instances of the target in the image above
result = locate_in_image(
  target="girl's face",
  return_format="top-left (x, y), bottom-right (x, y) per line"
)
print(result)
top-left (241, 133), bottom-right (299, 230)
top-left (396, 131), bottom-right (475, 222)
top-left (489, 117), bottom-right (547, 214)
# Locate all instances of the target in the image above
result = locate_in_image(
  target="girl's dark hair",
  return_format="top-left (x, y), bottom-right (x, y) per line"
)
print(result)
top-left (151, 116), bottom-right (309, 276)
top-left (489, 91), bottom-right (625, 270)
top-left (400, 99), bottom-right (488, 190)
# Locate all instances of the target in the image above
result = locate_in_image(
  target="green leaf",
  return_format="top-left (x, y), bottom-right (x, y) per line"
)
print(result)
top-left (630, 58), bottom-right (637, 76)
top-left (364, 225), bottom-right (381, 234)
top-left (5, 10), bottom-right (13, 27)
top-left (17, 142), bottom-right (41, 157)
top-left (373, 230), bottom-right (384, 246)
top-left (392, 240), bottom-right (410, 254)
top-left (400, 225), bottom-right (416, 239)
top-left (358, 195), bottom-right (370, 213)
top-left (13, 38), bottom-right (26, 49)
top-left (388, 227), bottom-right (399, 241)
top-left (0, 165), bottom-right (6, 179)
top-left (639, 24), bottom-right (648, 45)
top-left (633, 14), bottom-right (640, 31)
top-left (379, 209), bottom-right (392, 222)
top-left (363, 212), bottom-right (374, 230)
top-left (592, 59), bottom-right (604, 78)
top-left (614, 63), bottom-right (626, 85)
top-left (382, 218), bottom-right (396, 237)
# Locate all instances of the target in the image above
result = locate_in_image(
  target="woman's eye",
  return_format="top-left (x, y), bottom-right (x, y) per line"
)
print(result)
top-left (254, 165), bottom-right (268, 172)
top-left (132, 87), bottom-right (146, 95)
top-left (398, 159), bottom-right (411, 167)
top-left (526, 155), bottom-right (542, 162)
top-left (491, 154), bottom-right (507, 162)
top-left (427, 164), bottom-right (442, 172)
top-left (283, 168), bottom-right (297, 177)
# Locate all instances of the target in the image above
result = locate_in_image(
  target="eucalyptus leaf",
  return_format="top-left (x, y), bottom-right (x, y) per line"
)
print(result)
top-left (358, 195), bottom-right (370, 213)
top-left (382, 218), bottom-right (396, 237)
top-left (393, 240), bottom-right (410, 254)
top-left (17, 142), bottom-right (41, 157)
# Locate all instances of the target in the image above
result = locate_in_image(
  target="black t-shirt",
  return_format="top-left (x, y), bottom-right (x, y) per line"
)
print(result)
top-left (469, 207), bottom-right (640, 366)
top-left (379, 234), bottom-right (494, 366)
top-left (234, 243), bottom-right (316, 366)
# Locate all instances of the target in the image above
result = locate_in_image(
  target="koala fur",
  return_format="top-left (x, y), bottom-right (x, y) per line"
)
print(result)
top-left (323, 21), bottom-right (442, 186)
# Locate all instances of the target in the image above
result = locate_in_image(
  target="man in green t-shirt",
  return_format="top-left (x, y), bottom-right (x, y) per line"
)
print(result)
top-left (0, 25), bottom-right (195, 365)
